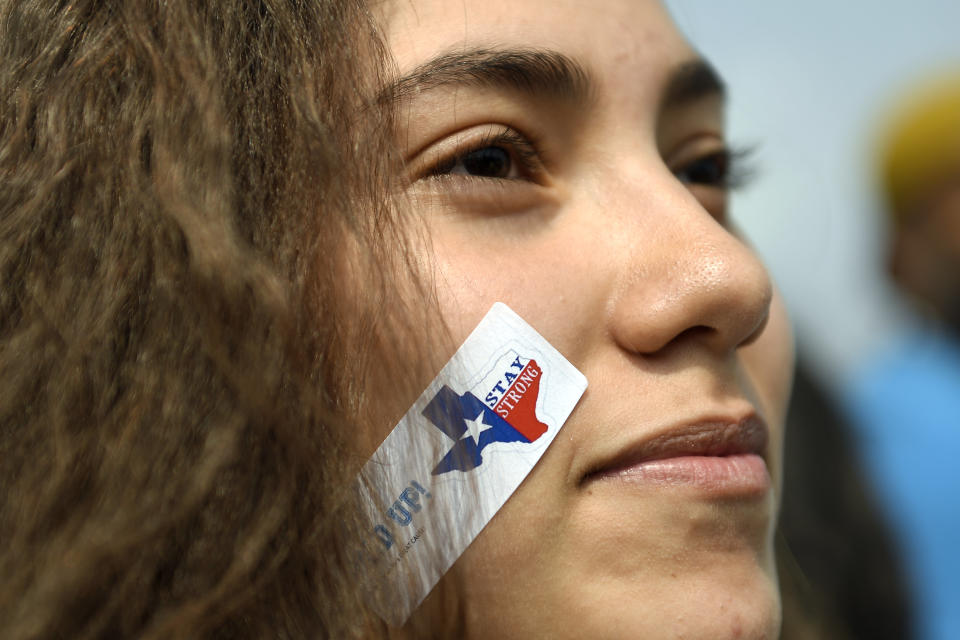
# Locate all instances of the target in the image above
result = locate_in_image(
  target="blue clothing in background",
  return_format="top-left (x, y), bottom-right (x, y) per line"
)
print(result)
top-left (846, 328), bottom-right (960, 640)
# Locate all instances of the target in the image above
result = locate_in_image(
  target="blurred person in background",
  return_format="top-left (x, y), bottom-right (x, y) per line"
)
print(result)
top-left (845, 71), bottom-right (960, 640)
top-left (778, 358), bottom-right (913, 640)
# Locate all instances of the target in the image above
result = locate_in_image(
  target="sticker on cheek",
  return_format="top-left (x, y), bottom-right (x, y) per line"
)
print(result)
top-left (352, 302), bottom-right (588, 626)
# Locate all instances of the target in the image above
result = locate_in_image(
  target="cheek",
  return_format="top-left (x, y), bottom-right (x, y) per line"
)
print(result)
top-left (425, 220), bottom-right (592, 350)
top-left (740, 288), bottom-right (794, 486)
top-left (429, 240), bottom-right (501, 338)
top-left (742, 291), bottom-right (794, 416)
top-left (333, 222), bottom-right (458, 458)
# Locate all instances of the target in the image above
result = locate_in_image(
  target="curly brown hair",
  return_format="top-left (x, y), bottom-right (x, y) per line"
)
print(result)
top-left (0, 1), bottom-right (436, 637)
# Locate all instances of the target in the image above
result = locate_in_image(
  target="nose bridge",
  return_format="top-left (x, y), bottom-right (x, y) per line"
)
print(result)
top-left (603, 167), bottom-right (773, 357)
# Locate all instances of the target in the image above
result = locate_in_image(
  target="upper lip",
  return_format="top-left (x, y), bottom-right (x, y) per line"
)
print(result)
top-left (582, 414), bottom-right (769, 482)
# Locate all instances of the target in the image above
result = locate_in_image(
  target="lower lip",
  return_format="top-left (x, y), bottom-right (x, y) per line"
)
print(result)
top-left (593, 453), bottom-right (771, 495)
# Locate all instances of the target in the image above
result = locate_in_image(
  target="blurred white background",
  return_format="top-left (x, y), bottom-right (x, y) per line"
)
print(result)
top-left (663, 1), bottom-right (960, 390)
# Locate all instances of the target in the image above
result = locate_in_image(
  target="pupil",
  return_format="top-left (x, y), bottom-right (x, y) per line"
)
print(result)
top-left (687, 153), bottom-right (727, 184)
top-left (462, 146), bottom-right (511, 178)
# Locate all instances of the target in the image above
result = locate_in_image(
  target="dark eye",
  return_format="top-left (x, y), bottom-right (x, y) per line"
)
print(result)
top-left (675, 150), bottom-right (730, 187)
top-left (419, 126), bottom-right (543, 183)
top-left (439, 146), bottom-right (513, 178)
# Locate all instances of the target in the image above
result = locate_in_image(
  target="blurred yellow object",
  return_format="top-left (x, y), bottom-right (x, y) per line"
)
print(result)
top-left (880, 72), bottom-right (960, 224)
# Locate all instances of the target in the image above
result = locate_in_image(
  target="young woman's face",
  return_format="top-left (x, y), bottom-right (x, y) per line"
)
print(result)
top-left (377, 0), bottom-right (794, 637)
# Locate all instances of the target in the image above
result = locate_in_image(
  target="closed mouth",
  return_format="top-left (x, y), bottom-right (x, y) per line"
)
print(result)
top-left (582, 415), bottom-right (770, 488)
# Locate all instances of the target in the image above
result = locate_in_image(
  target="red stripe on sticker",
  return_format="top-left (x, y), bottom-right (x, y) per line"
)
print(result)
top-left (493, 360), bottom-right (548, 441)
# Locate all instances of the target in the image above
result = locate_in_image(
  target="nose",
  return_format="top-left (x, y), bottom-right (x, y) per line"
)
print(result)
top-left (606, 175), bottom-right (773, 358)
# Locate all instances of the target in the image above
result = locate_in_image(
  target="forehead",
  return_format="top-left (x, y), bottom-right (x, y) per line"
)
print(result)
top-left (377, 0), bottom-right (695, 102)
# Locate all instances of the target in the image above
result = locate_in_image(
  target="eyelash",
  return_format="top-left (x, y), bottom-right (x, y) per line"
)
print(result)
top-left (417, 127), bottom-right (754, 192)
top-left (673, 146), bottom-right (756, 191)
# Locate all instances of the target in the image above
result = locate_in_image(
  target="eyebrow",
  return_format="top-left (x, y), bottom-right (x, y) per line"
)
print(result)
top-left (384, 47), bottom-right (724, 113)
top-left (661, 59), bottom-right (726, 109)
top-left (385, 47), bottom-right (593, 107)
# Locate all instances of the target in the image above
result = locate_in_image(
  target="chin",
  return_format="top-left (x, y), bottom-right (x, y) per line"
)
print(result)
top-left (558, 491), bottom-right (780, 638)
top-left (667, 569), bottom-right (781, 640)
top-left (655, 524), bottom-right (782, 640)
top-left (572, 561), bottom-right (780, 640)
top-left (454, 547), bottom-right (782, 640)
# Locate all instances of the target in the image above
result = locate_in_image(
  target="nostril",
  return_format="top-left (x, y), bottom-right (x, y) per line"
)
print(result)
top-left (655, 322), bottom-right (760, 355)
top-left (674, 325), bottom-right (715, 344)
